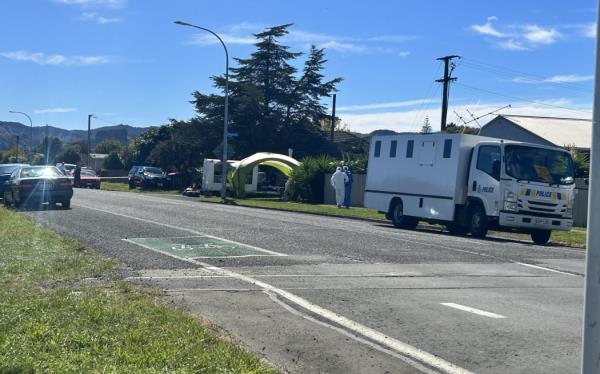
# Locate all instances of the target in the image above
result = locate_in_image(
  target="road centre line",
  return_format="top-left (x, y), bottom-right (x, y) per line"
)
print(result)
top-left (440, 303), bottom-right (506, 319)
top-left (74, 203), bottom-right (475, 374)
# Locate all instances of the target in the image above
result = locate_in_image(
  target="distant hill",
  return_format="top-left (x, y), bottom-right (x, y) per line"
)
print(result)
top-left (0, 122), bottom-right (149, 150)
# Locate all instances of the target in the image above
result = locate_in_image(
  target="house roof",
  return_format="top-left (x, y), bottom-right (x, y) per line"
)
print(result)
top-left (488, 115), bottom-right (592, 149)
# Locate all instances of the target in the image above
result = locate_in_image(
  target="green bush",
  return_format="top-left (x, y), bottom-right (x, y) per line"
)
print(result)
top-left (103, 151), bottom-right (125, 170)
top-left (288, 155), bottom-right (337, 203)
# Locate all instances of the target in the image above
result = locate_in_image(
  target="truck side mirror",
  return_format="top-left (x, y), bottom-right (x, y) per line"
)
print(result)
top-left (492, 160), bottom-right (501, 180)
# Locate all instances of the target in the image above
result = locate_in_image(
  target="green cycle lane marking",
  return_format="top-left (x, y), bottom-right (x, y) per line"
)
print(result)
top-left (124, 236), bottom-right (285, 258)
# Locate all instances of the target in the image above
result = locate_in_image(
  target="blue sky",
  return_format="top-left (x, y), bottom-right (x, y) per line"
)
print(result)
top-left (0, 0), bottom-right (597, 133)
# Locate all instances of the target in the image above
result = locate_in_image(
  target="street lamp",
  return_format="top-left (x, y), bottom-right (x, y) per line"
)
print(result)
top-left (174, 20), bottom-right (230, 200)
top-left (8, 110), bottom-right (33, 161)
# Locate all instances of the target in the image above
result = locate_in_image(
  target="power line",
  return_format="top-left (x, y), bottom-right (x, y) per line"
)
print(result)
top-left (461, 58), bottom-right (592, 92)
top-left (411, 64), bottom-right (442, 132)
top-left (455, 82), bottom-right (592, 115)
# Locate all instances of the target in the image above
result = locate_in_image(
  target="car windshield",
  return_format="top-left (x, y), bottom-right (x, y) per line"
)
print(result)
top-left (81, 169), bottom-right (97, 176)
top-left (19, 167), bottom-right (64, 179)
top-left (0, 165), bottom-right (22, 175)
top-left (505, 145), bottom-right (574, 185)
top-left (144, 167), bottom-right (163, 174)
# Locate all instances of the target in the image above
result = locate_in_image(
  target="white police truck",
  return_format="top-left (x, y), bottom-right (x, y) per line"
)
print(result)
top-left (364, 133), bottom-right (575, 244)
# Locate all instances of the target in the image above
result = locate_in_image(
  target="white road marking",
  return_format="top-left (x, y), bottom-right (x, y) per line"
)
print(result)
top-left (265, 291), bottom-right (442, 374)
top-left (124, 235), bottom-right (287, 257)
top-left (440, 303), bottom-right (506, 319)
top-left (513, 262), bottom-right (576, 276)
top-left (74, 203), bottom-right (475, 374)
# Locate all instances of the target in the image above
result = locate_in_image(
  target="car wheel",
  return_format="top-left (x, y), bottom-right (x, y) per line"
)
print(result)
top-left (391, 201), bottom-right (418, 230)
top-left (469, 204), bottom-right (488, 238)
top-left (531, 229), bottom-right (551, 245)
top-left (128, 181), bottom-right (135, 189)
top-left (62, 200), bottom-right (71, 209)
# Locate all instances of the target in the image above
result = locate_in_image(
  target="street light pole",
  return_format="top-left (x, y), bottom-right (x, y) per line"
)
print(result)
top-left (87, 114), bottom-right (94, 167)
top-left (174, 20), bottom-right (230, 200)
top-left (8, 110), bottom-right (33, 161)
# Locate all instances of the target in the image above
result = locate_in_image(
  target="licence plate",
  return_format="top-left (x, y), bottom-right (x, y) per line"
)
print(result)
top-left (534, 218), bottom-right (549, 225)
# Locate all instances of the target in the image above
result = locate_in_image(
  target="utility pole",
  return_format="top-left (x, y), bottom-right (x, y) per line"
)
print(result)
top-left (45, 124), bottom-right (49, 165)
top-left (581, 4), bottom-right (600, 373)
top-left (87, 114), bottom-right (93, 167)
top-left (436, 55), bottom-right (460, 132)
top-left (330, 94), bottom-right (337, 142)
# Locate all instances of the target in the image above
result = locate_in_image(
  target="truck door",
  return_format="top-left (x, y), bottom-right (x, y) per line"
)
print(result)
top-left (468, 144), bottom-right (502, 216)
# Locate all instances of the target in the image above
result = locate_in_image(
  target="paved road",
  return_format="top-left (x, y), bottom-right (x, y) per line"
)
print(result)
top-left (25, 189), bottom-right (586, 374)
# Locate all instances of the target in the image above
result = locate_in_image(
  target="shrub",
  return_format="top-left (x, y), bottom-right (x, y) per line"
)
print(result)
top-left (288, 155), bottom-right (337, 203)
top-left (103, 151), bottom-right (125, 170)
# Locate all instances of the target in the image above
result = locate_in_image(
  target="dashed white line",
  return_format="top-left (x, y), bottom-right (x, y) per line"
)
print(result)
top-left (440, 303), bottom-right (506, 319)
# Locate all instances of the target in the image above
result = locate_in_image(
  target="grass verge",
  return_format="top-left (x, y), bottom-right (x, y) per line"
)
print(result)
top-left (0, 207), bottom-right (276, 373)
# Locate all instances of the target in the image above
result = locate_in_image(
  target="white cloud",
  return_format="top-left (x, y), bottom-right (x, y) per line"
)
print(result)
top-left (1, 51), bottom-right (112, 66)
top-left (34, 108), bottom-right (77, 114)
top-left (338, 99), bottom-right (435, 112)
top-left (398, 51), bottom-right (410, 58)
top-left (522, 25), bottom-right (560, 44)
top-left (55, 0), bottom-right (125, 8)
top-left (190, 34), bottom-right (255, 46)
top-left (339, 100), bottom-right (591, 133)
top-left (471, 21), bottom-right (507, 38)
top-left (317, 41), bottom-right (367, 53)
top-left (80, 12), bottom-right (122, 24)
top-left (513, 74), bottom-right (593, 84)
top-left (498, 39), bottom-right (530, 51)
top-left (471, 17), bottom-right (565, 51)
top-left (583, 23), bottom-right (597, 38)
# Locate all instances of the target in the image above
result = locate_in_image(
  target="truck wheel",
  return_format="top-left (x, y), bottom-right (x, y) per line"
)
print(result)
top-left (446, 223), bottom-right (469, 235)
top-left (469, 204), bottom-right (488, 238)
top-left (391, 201), bottom-right (418, 230)
top-left (531, 230), bottom-right (551, 245)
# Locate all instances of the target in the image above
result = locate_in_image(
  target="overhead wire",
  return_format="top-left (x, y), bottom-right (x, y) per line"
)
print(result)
top-left (455, 82), bottom-right (592, 115)
top-left (410, 63), bottom-right (442, 132)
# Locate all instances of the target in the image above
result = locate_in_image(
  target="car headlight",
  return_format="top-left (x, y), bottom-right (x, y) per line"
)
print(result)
top-left (504, 201), bottom-right (518, 211)
top-left (504, 190), bottom-right (516, 202)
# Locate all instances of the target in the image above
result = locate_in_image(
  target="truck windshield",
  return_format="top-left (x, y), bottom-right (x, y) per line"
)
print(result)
top-left (505, 145), bottom-right (574, 185)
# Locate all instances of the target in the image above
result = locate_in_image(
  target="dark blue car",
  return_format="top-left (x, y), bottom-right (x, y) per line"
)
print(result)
top-left (0, 163), bottom-right (29, 198)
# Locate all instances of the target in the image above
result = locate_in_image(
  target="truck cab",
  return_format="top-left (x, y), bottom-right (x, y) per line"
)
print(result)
top-left (467, 141), bottom-right (575, 244)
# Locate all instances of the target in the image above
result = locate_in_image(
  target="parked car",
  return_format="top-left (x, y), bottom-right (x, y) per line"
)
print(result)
top-left (0, 163), bottom-right (29, 198)
top-left (128, 166), bottom-right (169, 189)
top-left (3, 166), bottom-right (73, 208)
top-left (79, 168), bottom-right (101, 189)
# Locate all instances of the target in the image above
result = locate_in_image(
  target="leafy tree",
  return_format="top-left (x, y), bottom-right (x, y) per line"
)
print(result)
top-left (69, 140), bottom-right (89, 155)
top-left (567, 147), bottom-right (590, 178)
top-left (191, 24), bottom-right (342, 159)
top-left (445, 123), bottom-right (479, 135)
top-left (103, 151), bottom-right (125, 170)
top-left (94, 139), bottom-right (123, 154)
top-left (56, 147), bottom-right (81, 164)
top-left (287, 155), bottom-right (337, 203)
top-left (36, 136), bottom-right (63, 164)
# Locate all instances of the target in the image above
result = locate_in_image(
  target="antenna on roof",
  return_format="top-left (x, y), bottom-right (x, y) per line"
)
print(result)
top-left (453, 111), bottom-right (469, 126)
top-left (464, 104), bottom-right (512, 127)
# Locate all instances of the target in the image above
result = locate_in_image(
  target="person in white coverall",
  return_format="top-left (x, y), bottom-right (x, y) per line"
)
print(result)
top-left (330, 167), bottom-right (349, 208)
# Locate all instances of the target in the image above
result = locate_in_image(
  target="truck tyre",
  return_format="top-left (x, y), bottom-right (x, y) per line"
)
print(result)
top-left (531, 230), bottom-right (551, 245)
top-left (391, 201), bottom-right (418, 230)
top-left (469, 204), bottom-right (488, 238)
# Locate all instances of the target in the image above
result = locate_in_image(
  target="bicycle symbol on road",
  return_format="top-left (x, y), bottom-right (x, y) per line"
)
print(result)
top-left (171, 243), bottom-right (230, 251)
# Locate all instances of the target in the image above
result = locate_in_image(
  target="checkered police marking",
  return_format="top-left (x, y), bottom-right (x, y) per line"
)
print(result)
top-left (124, 236), bottom-right (285, 258)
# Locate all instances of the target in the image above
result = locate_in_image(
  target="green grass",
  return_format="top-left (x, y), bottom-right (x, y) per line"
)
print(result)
top-left (0, 207), bottom-right (277, 373)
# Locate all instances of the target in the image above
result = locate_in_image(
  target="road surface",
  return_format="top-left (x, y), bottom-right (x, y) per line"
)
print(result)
top-left (25, 189), bottom-right (585, 374)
